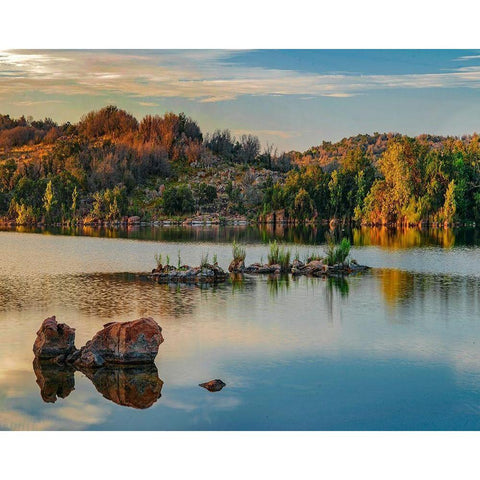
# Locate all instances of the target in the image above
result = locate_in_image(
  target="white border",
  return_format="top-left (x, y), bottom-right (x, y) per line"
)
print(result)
top-left (2, 1), bottom-right (480, 479)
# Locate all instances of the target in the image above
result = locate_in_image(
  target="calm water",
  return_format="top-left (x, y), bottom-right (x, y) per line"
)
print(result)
top-left (1, 225), bottom-right (480, 430)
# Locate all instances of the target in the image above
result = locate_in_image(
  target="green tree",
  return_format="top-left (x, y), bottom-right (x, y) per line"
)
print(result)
top-left (43, 180), bottom-right (56, 221)
top-left (71, 186), bottom-right (78, 219)
top-left (162, 185), bottom-right (195, 215)
top-left (294, 188), bottom-right (314, 221)
top-left (442, 180), bottom-right (456, 224)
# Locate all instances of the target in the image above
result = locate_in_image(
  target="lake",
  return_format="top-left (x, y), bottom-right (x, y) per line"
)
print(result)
top-left (1, 225), bottom-right (480, 430)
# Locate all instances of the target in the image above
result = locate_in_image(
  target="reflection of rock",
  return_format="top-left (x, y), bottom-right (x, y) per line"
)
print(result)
top-left (199, 379), bottom-right (226, 392)
top-left (33, 360), bottom-right (163, 409)
top-left (33, 358), bottom-right (75, 403)
top-left (74, 317), bottom-right (164, 368)
top-left (33, 316), bottom-right (76, 361)
top-left (81, 364), bottom-right (164, 409)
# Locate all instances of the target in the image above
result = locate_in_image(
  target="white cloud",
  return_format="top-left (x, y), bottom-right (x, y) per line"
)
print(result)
top-left (1, 50), bottom-right (480, 105)
top-left (232, 129), bottom-right (300, 139)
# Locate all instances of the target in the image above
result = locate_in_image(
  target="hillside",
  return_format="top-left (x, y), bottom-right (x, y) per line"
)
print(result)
top-left (1, 106), bottom-right (480, 227)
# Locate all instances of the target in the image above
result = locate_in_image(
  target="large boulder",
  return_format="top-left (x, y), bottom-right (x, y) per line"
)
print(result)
top-left (74, 317), bottom-right (164, 368)
top-left (33, 316), bottom-right (76, 360)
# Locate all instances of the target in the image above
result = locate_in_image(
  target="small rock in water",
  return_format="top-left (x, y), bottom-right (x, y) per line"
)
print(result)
top-left (199, 379), bottom-right (226, 392)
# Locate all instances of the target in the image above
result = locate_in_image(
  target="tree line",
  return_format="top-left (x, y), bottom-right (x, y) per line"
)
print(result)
top-left (1, 105), bottom-right (479, 226)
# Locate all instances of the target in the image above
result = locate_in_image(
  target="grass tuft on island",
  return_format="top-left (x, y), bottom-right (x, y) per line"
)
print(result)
top-left (150, 251), bottom-right (228, 284)
top-left (149, 237), bottom-right (369, 286)
top-left (230, 237), bottom-right (369, 277)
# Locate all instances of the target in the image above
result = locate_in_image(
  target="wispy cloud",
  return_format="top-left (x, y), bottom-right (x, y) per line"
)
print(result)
top-left (2, 50), bottom-right (480, 105)
top-left (232, 129), bottom-right (300, 139)
top-left (138, 101), bottom-right (160, 107)
top-left (11, 99), bottom-right (65, 106)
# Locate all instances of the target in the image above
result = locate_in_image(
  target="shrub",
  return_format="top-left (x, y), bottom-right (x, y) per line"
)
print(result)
top-left (200, 252), bottom-right (209, 267)
top-left (268, 240), bottom-right (291, 271)
top-left (195, 183), bottom-right (217, 206)
top-left (232, 240), bottom-right (246, 263)
top-left (324, 233), bottom-right (351, 265)
top-left (335, 238), bottom-right (351, 264)
top-left (162, 184), bottom-right (195, 215)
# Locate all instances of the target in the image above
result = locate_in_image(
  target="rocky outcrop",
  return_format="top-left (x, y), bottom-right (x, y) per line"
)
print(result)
top-left (33, 316), bottom-right (164, 368)
top-left (199, 379), bottom-right (226, 392)
top-left (127, 216), bottom-right (141, 224)
top-left (73, 317), bottom-right (164, 368)
top-left (33, 316), bottom-right (76, 361)
top-left (33, 316), bottom-right (165, 408)
top-left (244, 263), bottom-right (282, 274)
top-left (243, 259), bottom-right (370, 277)
top-left (150, 263), bottom-right (228, 284)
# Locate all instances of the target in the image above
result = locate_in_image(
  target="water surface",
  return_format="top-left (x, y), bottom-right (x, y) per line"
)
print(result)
top-left (1, 226), bottom-right (480, 430)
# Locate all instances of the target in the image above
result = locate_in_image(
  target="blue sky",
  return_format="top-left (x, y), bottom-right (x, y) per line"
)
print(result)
top-left (1, 49), bottom-right (480, 151)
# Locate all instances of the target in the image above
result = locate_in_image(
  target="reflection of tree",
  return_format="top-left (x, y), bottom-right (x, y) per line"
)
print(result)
top-left (377, 269), bottom-right (480, 313)
top-left (380, 269), bottom-right (415, 307)
top-left (4, 224), bottom-right (479, 249)
top-left (352, 226), bottom-right (456, 249)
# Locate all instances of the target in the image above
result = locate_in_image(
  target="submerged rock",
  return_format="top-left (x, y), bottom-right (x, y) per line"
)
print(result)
top-left (33, 316), bottom-right (76, 361)
top-left (199, 379), bottom-right (226, 392)
top-left (74, 317), bottom-right (164, 368)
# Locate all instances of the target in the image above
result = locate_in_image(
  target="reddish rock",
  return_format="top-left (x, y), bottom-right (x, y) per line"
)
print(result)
top-left (33, 316), bottom-right (76, 360)
top-left (199, 379), bottom-right (226, 392)
top-left (74, 317), bottom-right (164, 368)
top-left (127, 215), bottom-right (141, 224)
top-left (228, 258), bottom-right (245, 272)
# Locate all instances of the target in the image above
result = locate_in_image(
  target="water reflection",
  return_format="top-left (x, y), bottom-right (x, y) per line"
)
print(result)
top-left (327, 276), bottom-right (349, 297)
top-left (33, 359), bottom-right (75, 403)
top-left (267, 274), bottom-right (290, 297)
top-left (33, 360), bottom-right (163, 409)
top-left (352, 227), bottom-right (456, 249)
top-left (4, 223), bottom-right (480, 248)
top-left (80, 365), bottom-right (163, 409)
top-left (4, 227), bottom-right (480, 429)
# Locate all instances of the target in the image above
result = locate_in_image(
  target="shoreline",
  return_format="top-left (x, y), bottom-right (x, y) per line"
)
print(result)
top-left (0, 215), bottom-right (476, 229)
